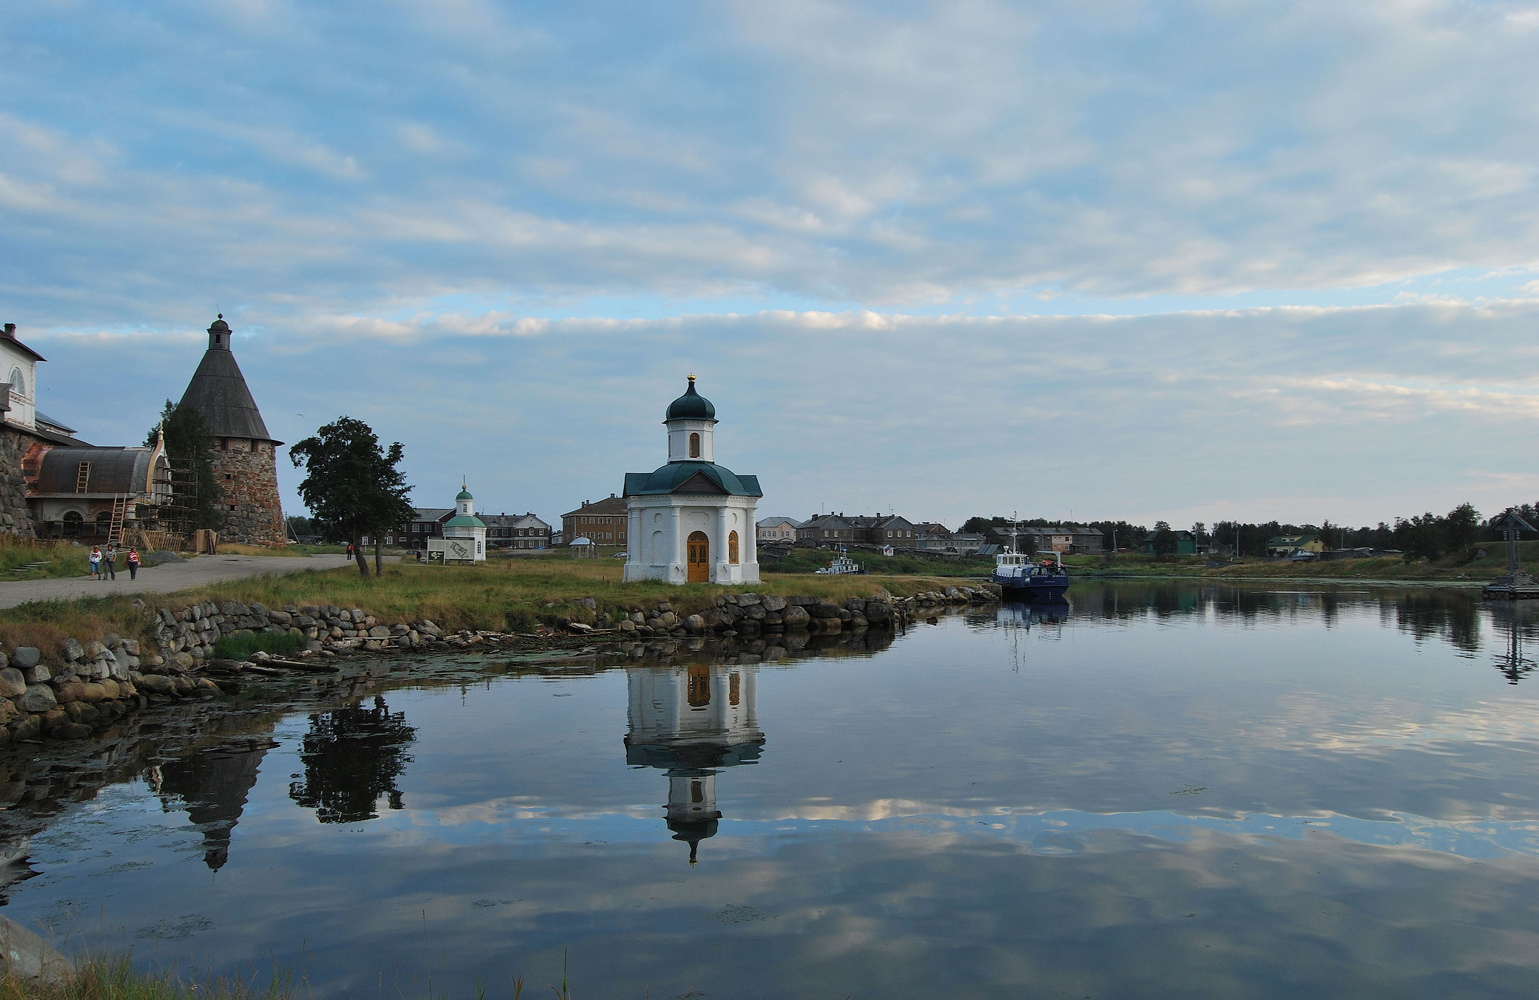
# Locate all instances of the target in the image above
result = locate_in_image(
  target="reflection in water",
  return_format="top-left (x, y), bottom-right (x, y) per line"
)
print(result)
top-left (1492, 602), bottom-right (1539, 684)
top-left (288, 697), bottom-right (417, 823)
top-left (154, 739), bottom-right (275, 870)
top-left (625, 663), bottom-right (764, 863)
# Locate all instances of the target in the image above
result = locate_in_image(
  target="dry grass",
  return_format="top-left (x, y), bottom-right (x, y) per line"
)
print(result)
top-left (0, 536), bottom-right (91, 581)
top-left (0, 956), bottom-right (291, 1000)
top-left (0, 560), bottom-right (962, 663)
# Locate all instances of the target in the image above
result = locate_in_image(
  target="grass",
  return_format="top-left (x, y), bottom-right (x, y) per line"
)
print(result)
top-left (766, 547), bottom-right (995, 577)
top-left (0, 535), bottom-right (92, 581)
top-left (0, 956), bottom-right (292, 1000)
top-left (0, 559), bottom-right (969, 663)
top-left (211, 631), bottom-right (310, 659)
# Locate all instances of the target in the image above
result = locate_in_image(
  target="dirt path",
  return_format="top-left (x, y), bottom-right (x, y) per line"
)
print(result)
top-left (0, 554), bottom-right (368, 609)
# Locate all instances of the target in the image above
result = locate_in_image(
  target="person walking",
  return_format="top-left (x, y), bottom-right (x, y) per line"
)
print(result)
top-left (127, 546), bottom-right (141, 580)
top-left (88, 546), bottom-right (102, 580)
top-left (104, 543), bottom-right (118, 580)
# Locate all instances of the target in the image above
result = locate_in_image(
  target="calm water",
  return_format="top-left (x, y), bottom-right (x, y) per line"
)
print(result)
top-left (5, 582), bottom-right (1539, 999)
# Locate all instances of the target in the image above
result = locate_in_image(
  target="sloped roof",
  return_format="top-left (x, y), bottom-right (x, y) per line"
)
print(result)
top-left (563, 494), bottom-right (631, 518)
top-left (30, 446), bottom-right (158, 496)
top-left (179, 335), bottom-right (278, 443)
top-left (623, 461), bottom-right (762, 498)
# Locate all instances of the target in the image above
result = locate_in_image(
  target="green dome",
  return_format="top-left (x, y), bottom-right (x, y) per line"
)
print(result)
top-left (445, 514), bottom-right (485, 529)
top-left (456, 487), bottom-right (473, 501)
top-left (665, 377), bottom-right (715, 420)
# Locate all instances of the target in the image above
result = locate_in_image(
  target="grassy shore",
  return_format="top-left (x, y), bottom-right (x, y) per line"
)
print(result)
top-left (0, 559), bottom-right (968, 662)
top-left (1067, 542), bottom-right (1539, 583)
top-left (0, 536), bottom-right (92, 581)
top-left (0, 957), bottom-right (292, 1000)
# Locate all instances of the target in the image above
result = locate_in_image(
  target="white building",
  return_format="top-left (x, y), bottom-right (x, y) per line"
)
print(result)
top-left (0, 323), bottom-right (42, 432)
top-left (622, 376), bottom-right (763, 585)
top-left (756, 516), bottom-right (799, 543)
top-left (428, 483), bottom-right (486, 563)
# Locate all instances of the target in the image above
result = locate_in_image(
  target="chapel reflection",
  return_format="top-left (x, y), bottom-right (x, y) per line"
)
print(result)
top-left (624, 663), bottom-right (764, 864)
top-left (1490, 602), bottom-right (1539, 684)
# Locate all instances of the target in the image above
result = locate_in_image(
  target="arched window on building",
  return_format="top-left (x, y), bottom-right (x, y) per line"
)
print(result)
top-left (728, 530), bottom-right (739, 564)
top-left (62, 511), bottom-right (83, 536)
top-left (689, 432), bottom-right (700, 458)
top-left (7, 368), bottom-right (23, 397)
top-left (95, 510), bottom-right (112, 536)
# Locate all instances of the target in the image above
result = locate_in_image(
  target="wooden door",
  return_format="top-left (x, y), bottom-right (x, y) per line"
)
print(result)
top-left (687, 531), bottom-right (710, 582)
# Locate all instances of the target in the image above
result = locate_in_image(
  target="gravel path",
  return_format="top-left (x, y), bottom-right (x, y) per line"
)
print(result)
top-left (0, 554), bottom-right (363, 609)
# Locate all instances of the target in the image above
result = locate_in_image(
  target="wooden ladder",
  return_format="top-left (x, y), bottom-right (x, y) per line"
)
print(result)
top-left (107, 494), bottom-right (129, 546)
top-left (75, 461), bottom-right (91, 493)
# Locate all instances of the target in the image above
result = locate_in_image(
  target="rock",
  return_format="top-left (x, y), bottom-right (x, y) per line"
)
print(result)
top-left (53, 681), bottom-right (85, 704)
top-left (864, 602), bottom-right (893, 624)
top-left (135, 674), bottom-right (175, 695)
top-left (368, 626), bottom-right (391, 638)
top-left (656, 602), bottom-right (672, 613)
top-left (761, 595), bottom-right (787, 612)
top-left (657, 612), bottom-right (678, 628)
top-left (11, 647), bottom-right (41, 669)
top-left (784, 595), bottom-right (819, 606)
top-left (56, 723), bottom-right (92, 740)
top-left (78, 682), bottom-right (107, 703)
top-left (249, 602), bottom-right (268, 617)
top-left (85, 641), bottom-right (106, 660)
top-left (350, 609), bottom-right (366, 623)
top-left (850, 613), bottom-right (869, 627)
top-left (100, 679), bottom-right (121, 699)
top-left (737, 593), bottom-right (762, 607)
top-left (19, 685), bottom-right (57, 713)
top-left (808, 603), bottom-right (842, 619)
top-left (0, 652), bottom-right (7, 670)
top-left (0, 701), bottom-right (17, 725)
top-left (172, 652), bottom-right (196, 671)
top-left (24, 665), bottom-right (50, 684)
top-left (781, 606), bottom-right (811, 628)
top-left (0, 669), bottom-right (26, 698)
top-left (11, 715), bottom-right (42, 741)
top-left (122, 639), bottom-right (139, 655)
top-left (618, 619), bottom-right (637, 633)
top-left (685, 614), bottom-right (705, 633)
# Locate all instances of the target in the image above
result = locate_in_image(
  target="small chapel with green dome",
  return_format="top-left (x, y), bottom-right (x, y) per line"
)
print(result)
top-left (623, 376), bottom-right (763, 584)
top-left (431, 482), bottom-right (486, 563)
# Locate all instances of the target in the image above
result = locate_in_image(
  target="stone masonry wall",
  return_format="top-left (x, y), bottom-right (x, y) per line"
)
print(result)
top-left (0, 427), bottom-right (40, 538)
top-left (213, 446), bottom-right (285, 546)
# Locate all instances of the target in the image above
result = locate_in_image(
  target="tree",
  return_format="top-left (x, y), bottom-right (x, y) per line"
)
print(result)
top-left (1443, 502), bottom-right (1481, 555)
top-left (1151, 520), bottom-right (1178, 557)
top-left (289, 417), bottom-right (416, 577)
top-left (146, 400), bottom-right (222, 531)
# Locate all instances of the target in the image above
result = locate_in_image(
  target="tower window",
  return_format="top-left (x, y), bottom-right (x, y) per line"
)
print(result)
top-left (689, 432), bottom-right (700, 458)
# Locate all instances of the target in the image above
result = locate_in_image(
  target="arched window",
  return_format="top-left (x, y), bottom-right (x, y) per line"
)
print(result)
top-left (7, 368), bottom-right (23, 397)
top-left (62, 510), bottom-right (83, 536)
top-left (728, 530), bottom-right (739, 564)
top-left (95, 510), bottom-right (112, 535)
top-left (689, 432), bottom-right (700, 458)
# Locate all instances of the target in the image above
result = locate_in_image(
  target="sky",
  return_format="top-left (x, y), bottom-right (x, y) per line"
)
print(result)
top-left (4, 0), bottom-right (1539, 530)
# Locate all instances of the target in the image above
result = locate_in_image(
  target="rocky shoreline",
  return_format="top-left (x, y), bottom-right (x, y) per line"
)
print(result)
top-left (0, 584), bottom-right (999, 746)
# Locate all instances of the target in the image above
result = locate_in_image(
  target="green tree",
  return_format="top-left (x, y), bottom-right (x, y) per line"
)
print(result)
top-left (1444, 502), bottom-right (1481, 555)
top-left (289, 417), bottom-right (416, 577)
top-left (1151, 520), bottom-right (1178, 557)
top-left (145, 400), bottom-right (222, 531)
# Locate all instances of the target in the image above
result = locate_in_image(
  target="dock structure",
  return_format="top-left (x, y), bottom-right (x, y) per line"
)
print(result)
top-left (1482, 508), bottom-right (1539, 599)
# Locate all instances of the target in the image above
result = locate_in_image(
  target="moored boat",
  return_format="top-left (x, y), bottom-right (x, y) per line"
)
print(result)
top-left (991, 549), bottom-right (1069, 598)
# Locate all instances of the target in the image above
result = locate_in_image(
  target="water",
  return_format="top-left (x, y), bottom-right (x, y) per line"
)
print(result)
top-left (4, 582), bottom-right (1539, 998)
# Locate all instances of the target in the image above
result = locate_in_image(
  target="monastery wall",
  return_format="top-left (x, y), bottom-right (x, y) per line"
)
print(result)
top-left (213, 447), bottom-right (286, 546)
top-left (0, 427), bottom-right (39, 537)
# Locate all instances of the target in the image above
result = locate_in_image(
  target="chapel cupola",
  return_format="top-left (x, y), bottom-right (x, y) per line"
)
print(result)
top-left (665, 375), bottom-right (717, 463)
top-left (208, 314), bottom-right (232, 351)
top-left (456, 482), bottom-right (475, 517)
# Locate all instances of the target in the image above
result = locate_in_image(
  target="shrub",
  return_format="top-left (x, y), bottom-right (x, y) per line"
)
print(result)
top-left (212, 631), bottom-right (309, 660)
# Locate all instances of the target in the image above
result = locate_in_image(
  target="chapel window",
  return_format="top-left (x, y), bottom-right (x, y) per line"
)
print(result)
top-left (689, 433), bottom-right (700, 458)
top-left (729, 531), bottom-right (739, 564)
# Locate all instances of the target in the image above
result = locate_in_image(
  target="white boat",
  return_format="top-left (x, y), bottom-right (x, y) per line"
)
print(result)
top-left (816, 554), bottom-right (864, 575)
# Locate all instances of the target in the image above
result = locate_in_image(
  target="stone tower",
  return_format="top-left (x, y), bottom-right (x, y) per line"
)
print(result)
top-left (178, 316), bottom-right (286, 545)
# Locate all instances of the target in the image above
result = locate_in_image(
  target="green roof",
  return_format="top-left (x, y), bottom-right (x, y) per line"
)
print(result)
top-left (456, 487), bottom-right (474, 501)
top-left (623, 461), bottom-right (762, 498)
top-left (665, 378), bottom-right (716, 420)
top-left (444, 514), bottom-right (486, 529)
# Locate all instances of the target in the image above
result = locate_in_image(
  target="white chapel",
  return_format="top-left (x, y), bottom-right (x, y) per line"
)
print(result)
top-left (623, 376), bottom-right (762, 585)
top-left (430, 483), bottom-right (486, 563)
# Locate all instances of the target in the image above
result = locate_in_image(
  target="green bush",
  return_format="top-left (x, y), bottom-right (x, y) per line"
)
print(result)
top-left (212, 631), bottom-right (309, 660)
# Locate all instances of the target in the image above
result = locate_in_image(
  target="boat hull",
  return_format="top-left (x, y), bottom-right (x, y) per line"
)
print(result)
top-left (992, 572), bottom-right (1069, 598)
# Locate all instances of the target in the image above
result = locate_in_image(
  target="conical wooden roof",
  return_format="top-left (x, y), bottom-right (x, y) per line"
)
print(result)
top-left (178, 317), bottom-right (279, 444)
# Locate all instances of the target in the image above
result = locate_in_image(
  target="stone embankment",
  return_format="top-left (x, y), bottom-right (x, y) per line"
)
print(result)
top-left (0, 583), bottom-right (998, 745)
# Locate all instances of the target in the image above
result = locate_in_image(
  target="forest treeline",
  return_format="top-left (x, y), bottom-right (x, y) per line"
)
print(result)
top-left (963, 502), bottom-right (1527, 561)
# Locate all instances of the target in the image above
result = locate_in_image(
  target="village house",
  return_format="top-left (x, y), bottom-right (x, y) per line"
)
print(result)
top-left (856, 514), bottom-right (918, 547)
top-left (756, 516), bottom-right (800, 543)
top-left (797, 514), bottom-right (856, 546)
top-left (1266, 533), bottom-right (1324, 558)
top-left (563, 494), bottom-right (629, 547)
top-left (1139, 530), bottom-right (1198, 555)
top-left (483, 512), bottom-right (552, 550)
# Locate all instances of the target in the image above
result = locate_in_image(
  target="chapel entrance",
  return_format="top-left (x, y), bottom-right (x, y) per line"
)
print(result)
top-left (687, 531), bottom-right (710, 583)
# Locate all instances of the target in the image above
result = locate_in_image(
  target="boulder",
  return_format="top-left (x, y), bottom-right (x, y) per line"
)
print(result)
top-left (53, 681), bottom-right (86, 704)
top-left (864, 602), bottom-right (893, 625)
top-left (0, 652), bottom-right (6, 670)
top-left (135, 674), bottom-right (176, 695)
top-left (0, 701), bottom-right (17, 725)
top-left (808, 603), bottom-right (843, 619)
top-left (24, 665), bottom-right (50, 685)
top-left (685, 614), bottom-right (705, 634)
top-left (85, 641), bottom-right (106, 659)
top-left (11, 647), bottom-right (41, 669)
top-left (11, 715), bottom-right (42, 742)
top-left (368, 626), bottom-right (391, 638)
top-left (737, 593), bottom-right (762, 607)
top-left (62, 637), bottom-right (84, 663)
top-left (0, 669), bottom-right (26, 698)
top-left (781, 606), bottom-right (811, 628)
top-left (19, 685), bottom-right (58, 713)
top-left (761, 595), bottom-right (787, 612)
top-left (617, 619), bottom-right (637, 633)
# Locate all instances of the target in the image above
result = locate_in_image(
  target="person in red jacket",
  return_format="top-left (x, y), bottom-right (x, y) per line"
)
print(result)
top-left (127, 547), bottom-right (141, 580)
